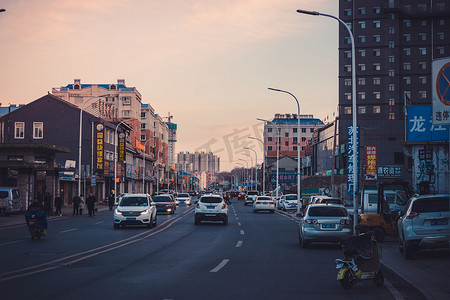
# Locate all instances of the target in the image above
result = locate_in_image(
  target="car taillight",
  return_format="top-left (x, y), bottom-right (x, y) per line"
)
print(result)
top-left (269, 202), bottom-right (274, 205)
top-left (256, 202), bottom-right (261, 204)
top-left (222, 203), bottom-right (226, 209)
top-left (407, 212), bottom-right (420, 219)
top-left (196, 203), bottom-right (199, 208)
top-left (305, 219), bottom-right (318, 224)
top-left (340, 219), bottom-right (351, 225)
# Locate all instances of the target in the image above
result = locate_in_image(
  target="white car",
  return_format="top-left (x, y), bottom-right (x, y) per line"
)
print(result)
top-left (113, 194), bottom-right (157, 229)
top-left (175, 193), bottom-right (192, 205)
top-left (253, 196), bottom-right (275, 213)
top-left (195, 195), bottom-right (228, 225)
top-left (282, 194), bottom-right (299, 211)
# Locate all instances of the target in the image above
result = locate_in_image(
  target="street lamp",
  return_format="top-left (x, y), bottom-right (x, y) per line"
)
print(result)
top-left (238, 159), bottom-right (249, 189)
top-left (242, 153), bottom-right (253, 190)
top-left (236, 163), bottom-right (246, 187)
top-left (156, 145), bottom-right (169, 194)
top-left (268, 88), bottom-right (301, 216)
top-left (257, 118), bottom-right (280, 201)
top-left (142, 138), bottom-right (156, 193)
top-left (78, 94), bottom-right (109, 197)
top-left (248, 137), bottom-right (265, 195)
top-left (297, 9), bottom-right (358, 232)
top-left (244, 147), bottom-right (258, 194)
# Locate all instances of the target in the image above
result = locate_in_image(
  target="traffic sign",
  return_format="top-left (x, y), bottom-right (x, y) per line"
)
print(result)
top-left (432, 57), bottom-right (450, 125)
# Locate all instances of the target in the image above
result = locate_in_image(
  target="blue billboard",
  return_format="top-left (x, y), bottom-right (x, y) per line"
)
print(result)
top-left (407, 105), bottom-right (449, 142)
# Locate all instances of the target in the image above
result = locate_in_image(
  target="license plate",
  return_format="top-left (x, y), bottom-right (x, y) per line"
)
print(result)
top-left (205, 214), bottom-right (216, 217)
top-left (322, 224), bottom-right (336, 229)
top-left (206, 206), bottom-right (215, 209)
top-left (126, 217), bottom-right (136, 221)
top-left (262, 202), bottom-right (268, 204)
top-left (431, 219), bottom-right (448, 226)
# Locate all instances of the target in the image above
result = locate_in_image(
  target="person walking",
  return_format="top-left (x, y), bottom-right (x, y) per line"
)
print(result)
top-left (72, 195), bottom-right (81, 216)
top-left (86, 192), bottom-right (96, 217)
top-left (108, 191), bottom-right (115, 210)
top-left (54, 194), bottom-right (63, 217)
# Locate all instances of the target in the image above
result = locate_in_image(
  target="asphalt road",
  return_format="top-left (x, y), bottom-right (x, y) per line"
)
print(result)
top-left (0, 197), bottom-right (396, 300)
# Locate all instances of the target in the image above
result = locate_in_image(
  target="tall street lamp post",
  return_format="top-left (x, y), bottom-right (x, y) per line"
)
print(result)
top-left (244, 147), bottom-right (258, 194)
top-left (297, 9), bottom-right (358, 231)
top-left (242, 153), bottom-right (253, 190)
top-left (142, 138), bottom-right (155, 193)
top-left (78, 94), bottom-right (109, 197)
top-left (257, 118), bottom-right (280, 201)
top-left (248, 137), bottom-right (265, 194)
top-left (268, 88), bottom-right (301, 216)
top-left (156, 145), bottom-right (169, 194)
top-left (238, 159), bottom-right (249, 189)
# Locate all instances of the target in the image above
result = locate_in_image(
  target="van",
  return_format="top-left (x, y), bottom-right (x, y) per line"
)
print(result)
top-left (361, 189), bottom-right (407, 214)
top-left (0, 187), bottom-right (22, 215)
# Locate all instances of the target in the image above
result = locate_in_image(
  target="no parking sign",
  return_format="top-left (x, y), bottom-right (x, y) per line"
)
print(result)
top-left (432, 57), bottom-right (450, 125)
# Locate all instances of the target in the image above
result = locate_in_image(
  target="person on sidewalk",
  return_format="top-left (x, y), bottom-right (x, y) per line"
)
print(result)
top-left (54, 194), bottom-right (63, 217)
top-left (79, 194), bottom-right (85, 215)
top-left (72, 195), bottom-right (81, 216)
top-left (108, 191), bottom-right (115, 210)
top-left (86, 193), bottom-right (96, 217)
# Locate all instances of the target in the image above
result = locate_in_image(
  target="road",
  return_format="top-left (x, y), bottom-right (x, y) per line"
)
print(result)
top-left (0, 197), bottom-right (408, 299)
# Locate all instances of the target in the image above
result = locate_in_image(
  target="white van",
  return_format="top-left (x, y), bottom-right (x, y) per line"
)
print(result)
top-left (0, 187), bottom-right (22, 215)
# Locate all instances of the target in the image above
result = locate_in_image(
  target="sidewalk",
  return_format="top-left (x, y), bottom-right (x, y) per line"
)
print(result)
top-left (0, 204), bottom-right (110, 228)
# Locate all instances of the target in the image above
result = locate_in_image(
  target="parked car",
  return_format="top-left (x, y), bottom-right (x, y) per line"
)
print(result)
top-left (175, 193), bottom-right (192, 205)
top-left (298, 204), bottom-right (353, 248)
top-left (153, 194), bottom-right (176, 214)
top-left (0, 187), bottom-right (22, 215)
top-left (194, 195), bottom-right (228, 225)
top-left (398, 194), bottom-right (450, 259)
top-left (253, 196), bottom-right (275, 213)
top-left (281, 194), bottom-right (299, 211)
top-left (113, 194), bottom-right (157, 229)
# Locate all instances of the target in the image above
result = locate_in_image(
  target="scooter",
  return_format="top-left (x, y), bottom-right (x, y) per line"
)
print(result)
top-left (24, 210), bottom-right (47, 240)
top-left (335, 257), bottom-right (384, 289)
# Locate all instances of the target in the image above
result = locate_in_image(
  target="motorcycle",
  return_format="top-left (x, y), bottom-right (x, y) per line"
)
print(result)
top-left (24, 210), bottom-right (47, 240)
top-left (336, 232), bottom-right (384, 289)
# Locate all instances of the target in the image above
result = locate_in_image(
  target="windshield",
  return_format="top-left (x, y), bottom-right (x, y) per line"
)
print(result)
top-left (321, 198), bottom-right (342, 204)
top-left (153, 196), bottom-right (171, 203)
top-left (257, 197), bottom-right (271, 201)
top-left (286, 195), bottom-right (297, 200)
top-left (178, 193), bottom-right (189, 197)
top-left (200, 197), bottom-right (222, 203)
top-left (247, 191), bottom-right (258, 195)
top-left (308, 206), bottom-right (347, 217)
top-left (120, 197), bottom-right (149, 206)
top-left (412, 197), bottom-right (449, 213)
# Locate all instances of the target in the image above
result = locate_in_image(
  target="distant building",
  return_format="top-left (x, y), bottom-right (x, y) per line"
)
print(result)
top-left (177, 151), bottom-right (219, 173)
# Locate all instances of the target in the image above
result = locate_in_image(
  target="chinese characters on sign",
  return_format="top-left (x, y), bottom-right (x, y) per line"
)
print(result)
top-left (377, 165), bottom-right (402, 178)
top-left (407, 105), bottom-right (449, 142)
top-left (270, 173), bottom-right (297, 183)
top-left (432, 58), bottom-right (450, 125)
top-left (95, 123), bottom-right (104, 173)
top-left (118, 133), bottom-right (125, 162)
top-left (365, 146), bottom-right (377, 180)
top-left (347, 126), bottom-right (360, 195)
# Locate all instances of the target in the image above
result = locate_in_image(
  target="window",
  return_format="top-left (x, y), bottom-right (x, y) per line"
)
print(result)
top-left (403, 34), bottom-right (411, 41)
top-left (418, 4), bottom-right (427, 11)
top-left (345, 51), bottom-right (352, 58)
top-left (345, 37), bottom-right (351, 44)
top-left (388, 41), bottom-right (395, 48)
top-left (374, 35), bottom-right (381, 42)
top-left (345, 93), bottom-right (351, 100)
top-left (358, 49), bottom-right (366, 57)
top-left (106, 97), bottom-right (115, 103)
top-left (374, 7), bottom-right (381, 14)
top-left (301, 128), bottom-right (306, 133)
top-left (268, 146), bottom-right (273, 151)
top-left (419, 62), bottom-right (427, 69)
top-left (373, 49), bottom-right (381, 56)
top-left (285, 141), bottom-right (289, 147)
top-left (437, 47), bottom-right (444, 55)
top-left (344, 9), bottom-right (352, 16)
top-left (33, 122), bottom-right (43, 139)
top-left (141, 123), bottom-right (146, 129)
top-left (268, 128), bottom-right (272, 133)
top-left (310, 128), bottom-right (314, 133)
top-left (373, 20), bottom-right (381, 28)
top-left (293, 137), bottom-right (297, 143)
top-left (373, 92), bottom-right (381, 99)
top-left (293, 146), bottom-right (297, 151)
top-left (389, 84), bottom-right (395, 92)
top-left (358, 78), bottom-right (365, 85)
top-left (403, 63), bottom-right (411, 70)
top-left (419, 76), bottom-right (427, 84)
top-left (344, 78), bottom-right (351, 86)
top-left (389, 99), bottom-right (395, 106)
top-left (359, 64), bottom-right (366, 71)
top-left (388, 56), bottom-right (395, 63)
top-left (404, 77), bottom-right (411, 84)
top-left (301, 137), bottom-right (306, 142)
top-left (358, 92), bottom-right (366, 100)
top-left (346, 22), bottom-right (352, 30)
top-left (405, 91), bottom-right (411, 98)
top-left (141, 112), bottom-right (146, 118)
top-left (389, 70), bottom-right (395, 77)
top-left (358, 7), bottom-right (365, 14)
top-left (421, 20), bottom-right (427, 27)
top-left (419, 33), bottom-right (426, 41)
top-left (389, 113), bottom-right (395, 120)
top-left (359, 21), bottom-right (366, 29)
top-left (14, 122), bottom-right (24, 139)
top-left (373, 63), bottom-right (381, 71)
top-left (419, 48), bottom-right (427, 55)
top-left (437, 32), bottom-right (444, 40)
top-left (419, 91), bottom-right (427, 98)
top-left (404, 20), bottom-right (411, 27)
top-left (404, 48), bottom-right (411, 56)
top-left (344, 107), bottom-right (352, 114)
top-left (293, 128), bottom-right (297, 133)
top-left (268, 137), bottom-right (273, 142)
top-left (345, 65), bottom-right (351, 72)
top-left (373, 78), bottom-right (381, 85)
top-left (388, 27), bottom-right (395, 34)
top-left (373, 106), bottom-right (381, 114)
top-left (121, 96), bottom-right (131, 105)
top-left (122, 110), bottom-right (131, 118)
top-left (437, 3), bottom-right (446, 10)
top-left (439, 19), bottom-right (445, 26)
top-left (285, 132), bottom-right (289, 137)
top-left (358, 35), bottom-right (366, 43)
top-left (141, 134), bottom-right (146, 141)
top-left (358, 106), bottom-right (366, 114)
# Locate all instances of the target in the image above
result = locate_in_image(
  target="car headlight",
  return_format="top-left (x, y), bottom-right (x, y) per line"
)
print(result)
top-left (115, 209), bottom-right (122, 215)
top-left (140, 209), bottom-right (149, 215)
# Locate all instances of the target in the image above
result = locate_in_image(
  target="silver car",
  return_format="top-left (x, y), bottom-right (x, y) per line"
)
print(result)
top-left (298, 204), bottom-right (352, 248)
top-left (398, 194), bottom-right (449, 259)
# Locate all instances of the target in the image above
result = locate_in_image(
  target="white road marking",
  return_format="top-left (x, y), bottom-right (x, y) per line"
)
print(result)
top-left (0, 240), bottom-right (24, 246)
top-left (238, 222), bottom-right (241, 226)
top-left (59, 228), bottom-right (77, 234)
top-left (240, 230), bottom-right (245, 235)
top-left (236, 241), bottom-right (243, 247)
top-left (210, 259), bottom-right (230, 273)
top-left (94, 221), bottom-right (104, 225)
top-left (236, 217), bottom-right (239, 220)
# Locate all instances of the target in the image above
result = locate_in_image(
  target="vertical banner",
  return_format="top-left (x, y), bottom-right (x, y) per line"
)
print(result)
top-left (365, 146), bottom-right (377, 180)
top-left (95, 123), bottom-right (104, 173)
top-left (347, 126), bottom-right (360, 195)
top-left (118, 132), bottom-right (126, 162)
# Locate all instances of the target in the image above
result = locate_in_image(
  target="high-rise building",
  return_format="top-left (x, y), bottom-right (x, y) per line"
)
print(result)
top-left (338, 0), bottom-right (450, 189)
top-left (177, 151), bottom-right (220, 173)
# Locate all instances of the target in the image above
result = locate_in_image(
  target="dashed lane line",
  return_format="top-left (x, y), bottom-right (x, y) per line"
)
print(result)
top-left (240, 230), bottom-right (245, 235)
top-left (236, 241), bottom-right (243, 248)
top-left (59, 228), bottom-right (77, 234)
top-left (210, 259), bottom-right (230, 273)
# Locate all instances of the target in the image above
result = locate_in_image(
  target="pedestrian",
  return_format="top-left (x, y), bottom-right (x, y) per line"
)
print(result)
top-left (86, 192), bottom-right (96, 217)
top-left (108, 191), bottom-right (115, 210)
top-left (54, 194), bottom-right (63, 217)
top-left (44, 192), bottom-right (52, 216)
top-left (79, 194), bottom-right (85, 215)
top-left (72, 195), bottom-right (81, 216)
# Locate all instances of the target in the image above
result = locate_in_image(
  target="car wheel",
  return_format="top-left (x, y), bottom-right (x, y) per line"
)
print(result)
top-left (301, 235), bottom-right (309, 249)
top-left (373, 271), bottom-right (384, 287)
top-left (114, 223), bottom-right (120, 229)
top-left (147, 219), bottom-right (153, 228)
top-left (153, 214), bottom-right (157, 227)
top-left (404, 244), bottom-right (415, 259)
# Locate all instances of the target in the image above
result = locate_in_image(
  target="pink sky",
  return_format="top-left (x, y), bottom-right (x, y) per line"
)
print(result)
top-left (0, 0), bottom-right (339, 171)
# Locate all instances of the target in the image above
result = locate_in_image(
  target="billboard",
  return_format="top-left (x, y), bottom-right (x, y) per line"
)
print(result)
top-left (407, 105), bottom-right (449, 142)
top-left (95, 123), bottom-right (104, 173)
top-left (347, 126), bottom-right (360, 195)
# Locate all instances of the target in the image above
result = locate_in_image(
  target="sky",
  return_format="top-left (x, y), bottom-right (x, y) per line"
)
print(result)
top-left (0, 0), bottom-right (339, 171)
